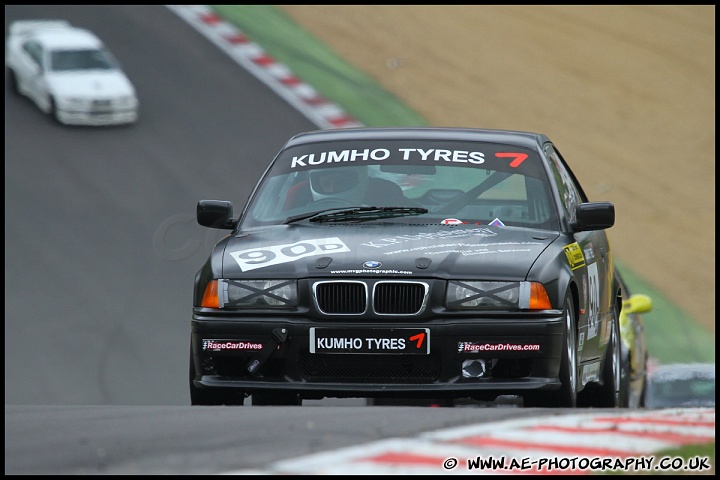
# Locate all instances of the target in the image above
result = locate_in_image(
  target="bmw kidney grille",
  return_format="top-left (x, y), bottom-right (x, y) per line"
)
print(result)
top-left (313, 280), bottom-right (429, 315)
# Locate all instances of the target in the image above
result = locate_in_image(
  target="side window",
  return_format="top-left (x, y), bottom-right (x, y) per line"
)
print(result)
top-left (22, 41), bottom-right (44, 70)
top-left (544, 145), bottom-right (583, 222)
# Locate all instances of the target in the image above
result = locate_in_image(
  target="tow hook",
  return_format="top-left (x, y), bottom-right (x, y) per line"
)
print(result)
top-left (247, 327), bottom-right (288, 375)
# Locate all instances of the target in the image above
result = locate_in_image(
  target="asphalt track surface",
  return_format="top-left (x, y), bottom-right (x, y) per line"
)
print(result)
top-left (5, 4), bottom-right (314, 407)
top-left (4, 6), bottom-right (715, 475)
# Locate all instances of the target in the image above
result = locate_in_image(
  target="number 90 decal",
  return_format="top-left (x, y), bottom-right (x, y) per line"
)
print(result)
top-left (586, 262), bottom-right (600, 340)
top-left (229, 237), bottom-right (350, 272)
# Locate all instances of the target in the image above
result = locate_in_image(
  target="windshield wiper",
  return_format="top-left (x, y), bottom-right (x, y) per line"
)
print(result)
top-left (285, 207), bottom-right (360, 224)
top-left (285, 206), bottom-right (428, 224)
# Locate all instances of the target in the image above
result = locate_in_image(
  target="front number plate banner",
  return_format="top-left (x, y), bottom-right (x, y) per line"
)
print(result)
top-left (310, 328), bottom-right (430, 354)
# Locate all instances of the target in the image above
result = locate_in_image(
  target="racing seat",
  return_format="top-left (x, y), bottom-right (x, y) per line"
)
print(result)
top-left (284, 180), bottom-right (313, 210)
top-left (365, 178), bottom-right (407, 206)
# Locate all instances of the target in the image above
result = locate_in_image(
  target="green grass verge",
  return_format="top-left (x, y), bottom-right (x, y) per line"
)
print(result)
top-left (617, 260), bottom-right (715, 364)
top-left (210, 5), bottom-right (715, 365)
top-left (212, 5), bottom-right (427, 127)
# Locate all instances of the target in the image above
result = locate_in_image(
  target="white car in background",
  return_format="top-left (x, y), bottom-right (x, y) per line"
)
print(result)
top-left (6, 20), bottom-right (139, 126)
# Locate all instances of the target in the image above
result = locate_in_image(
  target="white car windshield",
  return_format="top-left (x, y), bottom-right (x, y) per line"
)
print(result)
top-left (50, 49), bottom-right (117, 71)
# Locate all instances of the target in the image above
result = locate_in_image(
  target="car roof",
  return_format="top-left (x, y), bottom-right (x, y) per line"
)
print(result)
top-left (283, 127), bottom-right (551, 150)
top-left (30, 26), bottom-right (104, 51)
top-left (649, 363), bottom-right (715, 381)
top-left (9, 19), bottom-right (71, 36)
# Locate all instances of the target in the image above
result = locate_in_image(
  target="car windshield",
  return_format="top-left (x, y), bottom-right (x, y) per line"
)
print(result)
top-left (50, 48), bottom-right (117, 71)
top-left (242, 139), bottom-right (560, 230)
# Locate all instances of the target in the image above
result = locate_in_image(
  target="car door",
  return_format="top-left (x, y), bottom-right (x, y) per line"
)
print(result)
top-left (9, 40), bottom-right (34, 92)
top-left (18, 40), bottom-right (49, 110)
top-left (544, 144), bottom-right (614, 367)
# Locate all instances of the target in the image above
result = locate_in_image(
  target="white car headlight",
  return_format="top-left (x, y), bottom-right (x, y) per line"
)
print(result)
top-left (446, 281), bottom-right (551, 310)
top-left (117, 95), bottom-right (138, 106)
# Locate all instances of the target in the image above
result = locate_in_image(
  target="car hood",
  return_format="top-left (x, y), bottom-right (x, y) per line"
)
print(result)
top-left (221, 223), bottom-right (557, 279)
top-left (46, 71), bottom-right (135, 97)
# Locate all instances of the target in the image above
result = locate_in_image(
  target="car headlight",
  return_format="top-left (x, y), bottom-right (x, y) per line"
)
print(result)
top-left (446, 280), bottom-right (551, 310)
top-left (117, 95), bottom-right (138, 106)
top-left (201, 279), bottom-right (298, 308)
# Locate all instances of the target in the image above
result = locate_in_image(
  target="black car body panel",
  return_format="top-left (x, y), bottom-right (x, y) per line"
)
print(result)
top-left (191, 127), bottom-right (630, 407)
top-left (218, 224), bottom-right (553, 279)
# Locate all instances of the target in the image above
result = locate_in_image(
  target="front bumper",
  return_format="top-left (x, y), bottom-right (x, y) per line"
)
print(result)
top-left (191, 312), bottom-right (566, 400)
top-left (56, 106), bottom-right (138, 126)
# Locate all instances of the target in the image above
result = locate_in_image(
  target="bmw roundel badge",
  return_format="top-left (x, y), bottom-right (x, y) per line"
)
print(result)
top-left (363, 260), bottom-right (382, 269)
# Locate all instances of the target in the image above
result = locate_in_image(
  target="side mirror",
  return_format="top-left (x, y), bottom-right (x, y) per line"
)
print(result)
top-left (197, 200), bottom-right (236, 229)
top-left (623, 293), bottom-right (653, 315)
top-left (571, 202), bottom-right (615, 232)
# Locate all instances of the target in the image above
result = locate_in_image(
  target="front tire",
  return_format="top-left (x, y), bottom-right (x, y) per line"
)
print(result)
top-left (525, 291), bottom-right (578, 407)
top-left (8, 68), bottom-right (20, 95)
top-left (48, 97), bottom-right (64, 124)
top-left (618, 345), bottom-right (632, 407)
top-left (189, 349), bottom-right (245, 406)
top-left (639, 374), bottom-right (648, 408)
top-left (579, 309), bottom-right (621, 408)
top-left (598, 310), bottom-right (622, 407)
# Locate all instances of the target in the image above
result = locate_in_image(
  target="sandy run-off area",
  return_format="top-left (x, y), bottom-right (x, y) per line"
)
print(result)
top-left (280, 5), bottom-right (715, 333)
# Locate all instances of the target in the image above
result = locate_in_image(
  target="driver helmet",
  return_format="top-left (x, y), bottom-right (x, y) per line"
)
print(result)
top-left (309, 166), bottom-right (368, 203)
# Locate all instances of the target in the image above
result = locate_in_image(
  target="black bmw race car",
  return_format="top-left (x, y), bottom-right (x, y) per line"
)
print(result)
top-left (191, 127), bottom-right (627, 408)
